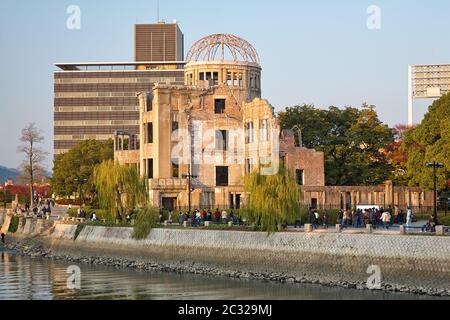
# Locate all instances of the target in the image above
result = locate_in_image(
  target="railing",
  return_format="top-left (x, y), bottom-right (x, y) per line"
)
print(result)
top-left (150, 178), bottom-right (188, 190)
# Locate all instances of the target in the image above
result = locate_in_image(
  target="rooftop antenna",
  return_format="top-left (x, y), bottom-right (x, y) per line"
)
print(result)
top-left (157, 0), bottom-right (160, 22)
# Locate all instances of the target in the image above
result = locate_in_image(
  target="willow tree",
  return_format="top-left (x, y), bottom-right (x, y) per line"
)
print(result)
top-left (93, 160), bottom-right (147, 223)
top-left (243, 167), bottom-right (300, 233)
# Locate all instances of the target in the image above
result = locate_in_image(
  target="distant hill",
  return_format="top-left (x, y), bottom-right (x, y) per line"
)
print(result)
top-left (0, 165), bottom-right (20, 183)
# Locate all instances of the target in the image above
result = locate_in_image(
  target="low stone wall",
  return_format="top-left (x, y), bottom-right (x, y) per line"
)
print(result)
top-left (3, 218), bottom-right (450, 295)
top-left (0, 211), bottom-right (11, 234)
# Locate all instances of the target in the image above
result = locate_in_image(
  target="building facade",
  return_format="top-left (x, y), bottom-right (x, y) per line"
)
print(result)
top-left (54, 22), bottom-right (185, 156)
top-left (135, 22), bottom-right (184, 62)
top-left (114, 34), bottom-right (325, 210)
top-left (54, 62), bottom-right (185, 155)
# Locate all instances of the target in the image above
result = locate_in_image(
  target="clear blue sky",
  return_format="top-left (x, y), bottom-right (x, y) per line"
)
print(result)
top-left (1, 0), bottom-right (449, 170)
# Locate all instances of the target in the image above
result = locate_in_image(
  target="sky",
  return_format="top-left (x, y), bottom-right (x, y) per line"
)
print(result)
top-left (0, 0), bottom-right (449, 170)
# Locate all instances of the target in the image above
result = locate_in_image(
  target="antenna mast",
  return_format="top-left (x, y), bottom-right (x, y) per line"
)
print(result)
top-left (157, 0), bottom-right (160, 22)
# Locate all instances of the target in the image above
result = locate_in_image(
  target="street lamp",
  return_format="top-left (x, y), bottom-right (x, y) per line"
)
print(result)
top-left (182, 170), bottom-right (198, 214)
top-left (74, 178), bottom-right (88, 206)
top-left (425, 162), bottom-right (445, 224)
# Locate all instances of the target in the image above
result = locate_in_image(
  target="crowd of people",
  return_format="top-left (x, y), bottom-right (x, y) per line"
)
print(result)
top-left (161, 208), bottom-right (243, 227)
top-left (304, 206), bottom-right (419, 230)
top-left (72, 204), bottom-right (98, 222)
top-left (15, 197), bottom-right (55, 219)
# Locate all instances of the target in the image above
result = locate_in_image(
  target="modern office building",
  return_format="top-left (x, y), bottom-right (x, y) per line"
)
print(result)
top-left (135, 22), bottom-right (184, 62)
top-left (53, 22), bottom-right (185, 156)
top-left (408, 64), bottom-right (450, 126)
top-left (53, 62), bottom-right (185, 155)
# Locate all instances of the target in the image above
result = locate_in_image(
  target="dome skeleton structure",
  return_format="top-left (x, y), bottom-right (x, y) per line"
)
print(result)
top-left (186, 34), bottom-right (260, 65)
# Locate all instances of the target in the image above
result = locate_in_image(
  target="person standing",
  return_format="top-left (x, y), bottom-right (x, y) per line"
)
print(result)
top-left (168, 210), bottom-right (173, 225)
top-left (214, 209), bottom-right (221, 223)
top-left (322, 211), bottom-right (329, 229)
top-left (314, 210), bottom-right (319, 229)
top-left (178, 212), bottom-right (185, 226)
top-left (1, 233), bottom-right (5, 244)
top-left (406, 207), bottom-right (413, 228)
top-left (221, 210), bottom-right (228, 224)
top-left (381, 210), bottom-right (391, 230)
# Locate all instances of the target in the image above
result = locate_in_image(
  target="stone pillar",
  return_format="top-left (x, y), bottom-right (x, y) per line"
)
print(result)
top-left (399, 225), bottom-right (406, 235)
top-left (204, 221), bottom-right (211, 227)
top-left (335, 224), bottom-right (342, 233)
top-left (385, 181), bottom-right (394, 209)
top-left (366, 224), bottom-right (373, 234)
top-left (304, 224), bottom-right (313, 233)
top-left (435, 226), bottom-right (445, 236)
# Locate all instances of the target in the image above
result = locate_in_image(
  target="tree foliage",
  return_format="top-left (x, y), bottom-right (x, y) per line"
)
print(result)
top-left (278, 104), bottom-right (394, 186)
top-left (242, 167), bottom-right (300, 233)
top-left (93, 160), bottom-right (147, 222)
top-left (52, 140), bottom-right (113, 198)
top-left (401, 93), bottom-right (450, 190)
top-left (132, 206), bottom-right (160, 240)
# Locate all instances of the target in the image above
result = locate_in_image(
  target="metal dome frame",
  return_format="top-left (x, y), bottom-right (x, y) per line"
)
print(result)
top-left (186, 34), bottom-right (260, 65)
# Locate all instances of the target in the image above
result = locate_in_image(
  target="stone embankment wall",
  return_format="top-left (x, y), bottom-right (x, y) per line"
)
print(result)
top-left (4, 218), bottom-right (450, 293)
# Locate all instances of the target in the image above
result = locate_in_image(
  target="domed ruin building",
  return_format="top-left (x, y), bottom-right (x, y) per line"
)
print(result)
top-left (114, 33), bottom-right (325, 210)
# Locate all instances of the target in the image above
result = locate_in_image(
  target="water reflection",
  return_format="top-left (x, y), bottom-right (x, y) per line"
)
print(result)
top-left (0, 252), bottom-right (445, 300)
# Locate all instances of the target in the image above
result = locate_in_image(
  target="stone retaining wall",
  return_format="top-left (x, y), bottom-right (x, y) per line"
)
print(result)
top-left (3, 218), bottom-right (450, 293)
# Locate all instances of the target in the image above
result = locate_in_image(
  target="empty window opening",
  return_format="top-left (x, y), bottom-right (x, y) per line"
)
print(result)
top-left (216, 166), bottom-right (229, 187)
top-left (147, 123), bottom-right (153, 144)
top-left (215, 130), bottom-right (228, 152)
top-left (215, 99), bottom-right (226, 114)
top-left (296, 169), bottom-right (304, 186)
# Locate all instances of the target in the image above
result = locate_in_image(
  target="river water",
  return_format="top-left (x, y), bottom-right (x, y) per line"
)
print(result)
top-left (0, 250), bottom-right (444, 300)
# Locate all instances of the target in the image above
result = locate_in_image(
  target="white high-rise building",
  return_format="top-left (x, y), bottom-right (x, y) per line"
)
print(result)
top-left (408, 64), bottom-right (450, 126)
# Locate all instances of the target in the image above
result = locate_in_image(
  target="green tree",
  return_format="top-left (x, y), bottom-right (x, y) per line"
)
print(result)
top-left (93, 160), bottom-right (147, 223)
top-left (279, 104), bottom-right (394, 186)
top-left (402, 93), bottom-right (450, 190)
top-left (242, 167), bottom-right (300, 233)
top-left (52, 140), bottom-right (113, 199)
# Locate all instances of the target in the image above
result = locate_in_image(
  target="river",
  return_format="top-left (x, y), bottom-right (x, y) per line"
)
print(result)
top-left (0, 250), bottom-right (444, 300)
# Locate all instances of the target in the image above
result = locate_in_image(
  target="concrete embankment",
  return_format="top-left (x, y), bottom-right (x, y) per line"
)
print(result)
top-left (3, 217), bottom-right (450, 296)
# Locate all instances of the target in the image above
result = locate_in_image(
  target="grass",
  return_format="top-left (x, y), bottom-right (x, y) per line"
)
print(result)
top-left (7, 216), bottom-right (20, 233)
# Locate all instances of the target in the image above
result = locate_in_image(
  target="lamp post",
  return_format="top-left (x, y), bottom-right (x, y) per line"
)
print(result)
top-left (74, 178), bottom-right (88, 207)
top-left (425, 162), bottom-right (445, 223)
top-left (182, 168), bottom-right (198, 214)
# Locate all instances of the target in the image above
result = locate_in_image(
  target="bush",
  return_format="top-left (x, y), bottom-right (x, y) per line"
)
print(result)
top-left (74, 223), bottom-right (85, 240)
top-left (8, 216), bottom-right (20, 233)
top-left (133, 207), bottom-right (159, 240)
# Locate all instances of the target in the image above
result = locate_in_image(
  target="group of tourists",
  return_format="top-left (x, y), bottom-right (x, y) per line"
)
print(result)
top-left (16, 198), bottom-right (55, 219)
top-left (304, 206), bottom-right (418, 230)
top-left (72, 204), bottom-right (98, 222)
top-left (161, 208), bottom-right (242, 227)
